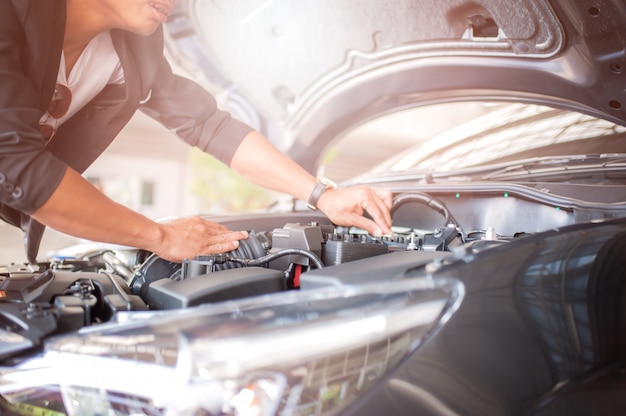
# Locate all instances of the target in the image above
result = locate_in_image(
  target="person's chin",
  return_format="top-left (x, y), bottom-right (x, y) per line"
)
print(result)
top-left (133, 22), bottom-right (161, 36)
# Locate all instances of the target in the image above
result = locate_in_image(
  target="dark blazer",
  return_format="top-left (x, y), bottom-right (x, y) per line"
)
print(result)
top-left (0, 0), bottom-right (253, 262)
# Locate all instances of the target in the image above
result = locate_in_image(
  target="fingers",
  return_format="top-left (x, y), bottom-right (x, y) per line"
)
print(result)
top-left (368, 189), bottom-right (393, 231)
top-left (202, 230), bottom-right (249, 255)
top-left (375, 188), bottom-right (393, 209)
top-left (319, 186), bottom-right (393, 237)
top-left (357, 188), bottom-right (393, 236)
top-left (156, 218), bottom-right (249, 262)
top-left (349, 215), bottom-right (385, 237)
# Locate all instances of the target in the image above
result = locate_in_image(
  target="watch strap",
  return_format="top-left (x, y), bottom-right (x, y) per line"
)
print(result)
top-left (307, 178), bottom-right (335, 210)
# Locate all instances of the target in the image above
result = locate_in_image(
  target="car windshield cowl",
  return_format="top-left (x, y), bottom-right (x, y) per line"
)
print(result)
top-left (353, 153), bottom-right (626, 185)
top-left (479, 154), bottom-right (626, 181)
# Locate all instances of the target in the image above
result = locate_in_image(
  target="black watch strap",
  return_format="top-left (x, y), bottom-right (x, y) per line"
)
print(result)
top-left (307, 178), bottom-right (335, 210)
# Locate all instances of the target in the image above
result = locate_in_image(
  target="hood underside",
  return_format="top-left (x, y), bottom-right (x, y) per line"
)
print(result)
top-left (164, 0), bottom-right (626, 172)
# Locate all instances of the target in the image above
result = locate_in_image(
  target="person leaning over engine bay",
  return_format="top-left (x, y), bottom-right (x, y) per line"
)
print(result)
top-left (0, 0), bottom-right (393, 264)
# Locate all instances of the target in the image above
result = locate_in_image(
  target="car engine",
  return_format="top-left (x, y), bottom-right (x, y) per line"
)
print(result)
top-left (0, 189), bottom-right (578, 362)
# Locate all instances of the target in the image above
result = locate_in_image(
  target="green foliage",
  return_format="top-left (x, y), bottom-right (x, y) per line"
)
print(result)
top-left (188, 148), bottom-right (279, 213)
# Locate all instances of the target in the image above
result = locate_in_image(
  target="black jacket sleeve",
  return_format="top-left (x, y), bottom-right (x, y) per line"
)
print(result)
top-left (0, 1), bottom-right (68, 215)
top-left (138, 44), bottom-right (253, 166)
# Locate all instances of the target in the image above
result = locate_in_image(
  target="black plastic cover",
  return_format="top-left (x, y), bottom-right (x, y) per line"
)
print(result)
top-left (146, 266), bottom-right (286, 310)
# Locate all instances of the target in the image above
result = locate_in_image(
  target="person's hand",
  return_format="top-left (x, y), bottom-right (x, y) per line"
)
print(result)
top-left (316, 186), bottom-right (393, 237)
top-left (152, 216), bottom-right (248, 263)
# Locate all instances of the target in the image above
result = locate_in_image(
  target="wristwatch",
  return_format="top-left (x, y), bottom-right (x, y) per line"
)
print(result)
top-left (307, 177), bottom-right (336, 210)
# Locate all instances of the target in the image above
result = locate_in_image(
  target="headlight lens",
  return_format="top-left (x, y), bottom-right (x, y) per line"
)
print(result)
top-left (0, 276), bottom-right (463, 415)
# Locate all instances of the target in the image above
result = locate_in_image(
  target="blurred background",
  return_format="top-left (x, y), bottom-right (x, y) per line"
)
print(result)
top-left (0, 95), bottom-right (488, 265)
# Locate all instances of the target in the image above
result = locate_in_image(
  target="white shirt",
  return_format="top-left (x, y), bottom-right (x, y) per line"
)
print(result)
top-left (40, 30), bottom-right (125, 133)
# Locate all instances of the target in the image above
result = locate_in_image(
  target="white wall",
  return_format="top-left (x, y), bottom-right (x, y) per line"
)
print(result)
top-left (84, 152), bottom-right (194, 221)
top-left (84, 111), bottom-right (200, 220)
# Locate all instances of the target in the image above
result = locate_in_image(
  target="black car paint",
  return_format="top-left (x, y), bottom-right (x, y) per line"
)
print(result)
top-left (345, 219), bottom-right (626, 416)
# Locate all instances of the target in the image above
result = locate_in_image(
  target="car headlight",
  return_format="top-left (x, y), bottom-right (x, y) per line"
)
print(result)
top-left (0, 276), bottom-right (463, 416)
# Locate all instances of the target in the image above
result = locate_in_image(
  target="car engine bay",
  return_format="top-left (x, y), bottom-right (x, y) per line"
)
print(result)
top-left (0, 188), bottom-right (622, 363)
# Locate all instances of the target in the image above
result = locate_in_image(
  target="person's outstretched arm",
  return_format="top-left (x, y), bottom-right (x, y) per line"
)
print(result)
top-left (230, 130), bottom-right (393, 237)
top-left (31, 167), bottom-right (247, 263)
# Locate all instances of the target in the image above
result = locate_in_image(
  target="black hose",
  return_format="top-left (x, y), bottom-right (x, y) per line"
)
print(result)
top-left (228, 248), bottom-right (325, 269)
top-left (390, 192), bottom-right (458, 227)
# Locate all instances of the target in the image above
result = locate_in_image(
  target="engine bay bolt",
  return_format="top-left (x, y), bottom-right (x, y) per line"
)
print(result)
top-left (407, 233), bottom-right (418, 251)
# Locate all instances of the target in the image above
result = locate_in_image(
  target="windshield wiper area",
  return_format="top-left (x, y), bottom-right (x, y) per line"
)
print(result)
top-left (479, 154), bottom-right (626, 182)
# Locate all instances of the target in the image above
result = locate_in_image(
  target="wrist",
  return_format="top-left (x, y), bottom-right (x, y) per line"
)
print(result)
top-left (140, 221), bottom-right (166, 254)
top-left (306, 177), bottom-right (336, 210)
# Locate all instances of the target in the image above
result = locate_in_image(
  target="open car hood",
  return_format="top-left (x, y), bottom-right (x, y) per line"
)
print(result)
top-left (164, 0), bottom-right (626, 172)
top-left (2, 4), bottom-right (626, 414)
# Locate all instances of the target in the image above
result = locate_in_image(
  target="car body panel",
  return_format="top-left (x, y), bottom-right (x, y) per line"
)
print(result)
top-left (1, 1), bottom-right (626, 415)
top-left (166, 0), bottom-right (626, 172)
top-left (347, 218), bottom-right (626, 415)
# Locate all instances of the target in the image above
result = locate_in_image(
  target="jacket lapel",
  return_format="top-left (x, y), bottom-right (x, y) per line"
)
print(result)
top-left (13, 0), bottom-right (66, 111)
